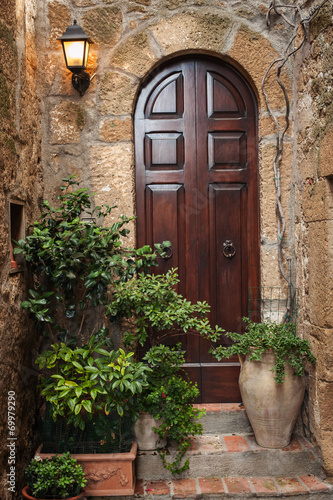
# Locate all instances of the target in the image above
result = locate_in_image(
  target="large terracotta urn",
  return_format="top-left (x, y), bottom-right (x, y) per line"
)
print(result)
top-left (133, 412), bottom-right (167, 450)
top-left (239, 350), bottom-right (305, 448)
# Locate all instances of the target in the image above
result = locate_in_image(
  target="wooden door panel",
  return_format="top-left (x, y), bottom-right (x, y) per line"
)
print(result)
top-left (201, 365), bottom-right (241, 403)
top-left (145, 72), bottom-right (184, 118)
top-left (208, 184), bottom-right (246, 337)
top-left (208, 132), bottom-right (247, 170)
top-left (206, 71), bottom-right (245, 117)
top-left (145, 184), bottom-right (186, 281)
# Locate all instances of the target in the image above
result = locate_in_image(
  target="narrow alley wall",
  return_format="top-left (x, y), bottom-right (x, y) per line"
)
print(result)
top-left (0, 0), bottom-right (43, 498)
top-left (294, 1), bottom-right (333, 479)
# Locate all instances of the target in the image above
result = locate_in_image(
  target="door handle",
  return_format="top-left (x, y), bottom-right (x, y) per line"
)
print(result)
top-left (223, 240), bottom-right (236, 259)
top-left (162, 246), bottom-right (173, 260)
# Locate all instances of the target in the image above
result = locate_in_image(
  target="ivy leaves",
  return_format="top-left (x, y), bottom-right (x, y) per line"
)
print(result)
top-left (211, 317), bottom-right (316, 383)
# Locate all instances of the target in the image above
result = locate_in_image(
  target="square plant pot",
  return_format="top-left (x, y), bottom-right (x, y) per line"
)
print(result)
top-left (36, 442), bottom-right (137, 497)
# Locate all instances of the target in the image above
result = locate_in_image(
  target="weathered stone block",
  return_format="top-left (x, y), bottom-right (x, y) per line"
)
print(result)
top-left (100, 71), bottom-right (138, 115)
top-left (89, 144), bottom-right (136, 246)
top-left (49, 101), bottom-right (85, 144)
top-left (302, 178), bottom-right (333, 223)
top-left (259, 114), bottom-right (288, 138)
top-left (228, 26), bottom-right (291, 110)
top-left (100, 118), bottom-right (132, 142)
top-left (82, 7), bottom-right (122, 46)
top-left (167, 0), bottom-right (205, 9)
top-left (319, 125), bottom-right (333, 177)
top-left (48, 1), bottom-right (71, 50)
top-left (307, 220), bottom-right (333, 328)
top-left (111, 32), bottom-right (158, 77)
top-left (321, 429), bottom-right (333, 477)
top-left (260, 142), bottom-right (292, 241)
top-left (150, 13), bottom-right (231, 55)
top-left (260, 246), bottom-right (286, 288)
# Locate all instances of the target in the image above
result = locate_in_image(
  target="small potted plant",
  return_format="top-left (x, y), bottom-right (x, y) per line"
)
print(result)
top-left (211, 317), bottom-right (316, 448)
top-left (22, 452), bottom-right (86, 500)
top-left (133, 344), bottom-right (205, 475)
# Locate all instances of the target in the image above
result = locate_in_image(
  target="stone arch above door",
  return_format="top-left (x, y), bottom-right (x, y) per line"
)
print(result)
top-left (93, 13), bottom-right (292, 290)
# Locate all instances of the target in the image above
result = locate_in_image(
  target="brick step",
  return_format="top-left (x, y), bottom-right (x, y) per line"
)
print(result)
top-left (136, 433), bottom-right (325, 481)
top-left (196, 403), bottom-right (252, 435)
top-left (132, 475), bottom-right (333, 499)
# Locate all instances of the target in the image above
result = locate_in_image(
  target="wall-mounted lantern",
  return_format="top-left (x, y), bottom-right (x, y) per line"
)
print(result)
top-left (58, 20), bottom-right (93, 96)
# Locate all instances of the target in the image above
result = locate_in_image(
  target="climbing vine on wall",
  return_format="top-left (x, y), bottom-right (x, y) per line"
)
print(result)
top-left (263, 0), bottom-right (329, 287)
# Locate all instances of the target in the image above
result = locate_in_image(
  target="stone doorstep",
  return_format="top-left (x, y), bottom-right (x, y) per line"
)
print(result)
top-left (178, 433), bottom-right (322, 456)
top-left (133, 475), bottom-right (333, 498)
top-left (136, 432), bottom-right (324, 480)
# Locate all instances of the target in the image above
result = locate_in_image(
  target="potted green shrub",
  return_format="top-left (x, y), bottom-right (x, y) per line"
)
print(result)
top-left (211, 317), bottom-right (316, 448)
top-left (133, 344), bottom-right (205, 475)
top-left (22, 452), bottom-right (86, 500)
top-left (34, 337), bottom-right (151, 496)
top-left (108, 270), bottom-right (223, 474)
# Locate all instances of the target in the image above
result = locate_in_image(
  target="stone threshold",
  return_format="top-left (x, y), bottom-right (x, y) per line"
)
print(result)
top-left (194, 403), bottom-right (245, 412)
top-left (134, 475), bottom-right (332, 497)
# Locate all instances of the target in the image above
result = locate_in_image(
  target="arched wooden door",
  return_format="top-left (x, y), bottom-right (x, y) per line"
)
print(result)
top-left (135, 55), bottom-right (259, 402)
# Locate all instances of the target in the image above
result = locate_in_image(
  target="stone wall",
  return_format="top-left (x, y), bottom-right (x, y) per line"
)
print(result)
top-left (0, 0), bottom-right (43, 498)
top-left (38, 0), bottom-right (294, 275)
top-left (293, 1), bottom-right (333, 479)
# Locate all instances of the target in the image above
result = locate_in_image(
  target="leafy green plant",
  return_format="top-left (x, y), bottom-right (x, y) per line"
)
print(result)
top-left (107, 268), bottom-right (223, 349)
top-left (36, 335), bottom-right (151, 432)
top-left (14, 176), bottom-right (169, 345)
top-left (138, 344), bottom-right (205, 475)
top-left (25, 452), bottom-right (86, 499)
top-left (211, 317), bottom-right (316, 383)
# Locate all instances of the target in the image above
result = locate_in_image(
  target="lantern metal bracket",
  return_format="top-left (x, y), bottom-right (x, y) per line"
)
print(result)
top-left (72, 71), bottom-right (91, 97)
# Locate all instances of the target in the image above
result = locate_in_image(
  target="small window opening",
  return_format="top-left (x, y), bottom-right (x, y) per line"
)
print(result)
top-left (10, 201), bottom-right (25, 270)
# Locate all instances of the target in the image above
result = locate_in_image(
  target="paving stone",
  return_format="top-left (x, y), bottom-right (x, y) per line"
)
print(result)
top-left (250, 476), bottom-right (280, 494)
top-left (299, 474), bottom-right (330, 492)
top-left (172, 478), bottom-right (197, 498)
top-left (224, 435), bottom-right (250, 452)
top-left (144, 480), bottom-right (171, 495)
top-left (224, 476), bottom-right (253, 493)
top-left (276, 477), bottom-right (308, 494)
top-left (198, 477), bottom-right (225, 494)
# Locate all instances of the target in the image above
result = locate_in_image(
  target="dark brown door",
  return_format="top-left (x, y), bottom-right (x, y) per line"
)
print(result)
top-left (135, 56), bottom-right (259, 402)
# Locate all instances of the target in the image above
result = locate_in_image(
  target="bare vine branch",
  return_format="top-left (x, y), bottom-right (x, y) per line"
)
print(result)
top-left (262, 0), bottom-right (329, 289)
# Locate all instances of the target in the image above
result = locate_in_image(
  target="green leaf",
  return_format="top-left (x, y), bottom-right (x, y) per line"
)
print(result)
top-left (64, 380), bottom-right (78, 387)
top-left (75, 387), bottom-right (83, 397)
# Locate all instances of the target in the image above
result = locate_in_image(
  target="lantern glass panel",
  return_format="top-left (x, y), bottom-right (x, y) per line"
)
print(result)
top-left (63, 40), bottom-right (87, 68)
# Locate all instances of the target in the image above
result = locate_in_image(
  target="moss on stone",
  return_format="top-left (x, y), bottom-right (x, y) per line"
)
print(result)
top-left (236, 8), bottom-right (255, 19)
top-left (311, 77), bottom-right (323, 96)
top-left (0, 70), bottom-right (11, 121)
top-left (310, 4), bottom-right (332, 38)
top-left (3, 135), bottom-right (16, 157)
top-left (76, 107), bottom-right (85, 129)
top-left (323, 43), bottom-right (333, 74)
top-left (0, 21), bottom-right (16, 53)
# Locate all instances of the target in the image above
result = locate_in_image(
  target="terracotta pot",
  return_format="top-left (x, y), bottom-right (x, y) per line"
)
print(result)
top-left (239, 350), bottom-right (305, 448)
top-left (22, 486), bottom-right (85, 500)
top-left (36, 442), bottom-right (137, 497)
top-left (133, 412), bottom-right (167, 450)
